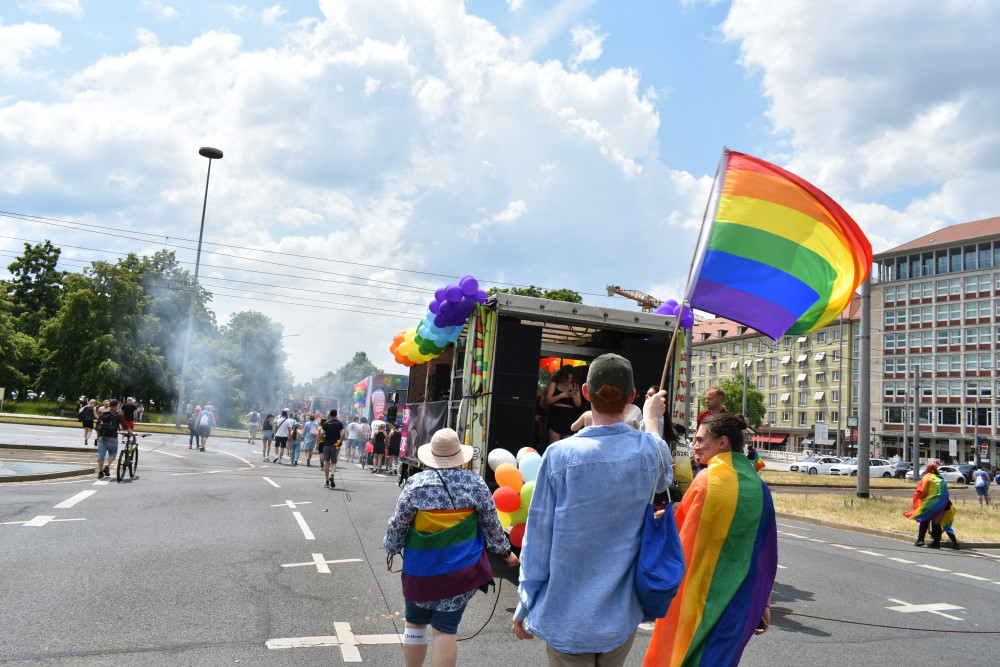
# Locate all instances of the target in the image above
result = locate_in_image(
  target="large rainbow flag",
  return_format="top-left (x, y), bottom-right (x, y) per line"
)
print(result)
top-left (644, 451), bottom-right (777, 667)
top-left (687, 150), bottom-right (871, 340)
top-left (402, 509), bottom-right (493, 602)
top-left (904, 474), bottom-right (950, 522)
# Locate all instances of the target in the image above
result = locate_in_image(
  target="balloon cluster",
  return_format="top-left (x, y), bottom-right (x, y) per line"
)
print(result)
top-left (654, 299), bottom-right (694, 329)
top-left (352, 380), bottom-right (368, 416)
top-left (539, 357), bottom-right (588, 374)
top-left (488, 447), bottom-right (542, 548)
top-left (390, 275), bottom-right (489, 366)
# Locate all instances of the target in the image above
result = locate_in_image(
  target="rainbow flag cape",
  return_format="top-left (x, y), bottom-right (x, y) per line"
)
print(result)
top-left (402, 509), bottom-right (492, 602)
top-left (644, 451), bottom-right (777, 667)
top-left (687, 150), bottom-right (872, 340)
top-left (749, 450), bottom-right (765, 472)
top-left (904, 474), bottom-right (949, 522)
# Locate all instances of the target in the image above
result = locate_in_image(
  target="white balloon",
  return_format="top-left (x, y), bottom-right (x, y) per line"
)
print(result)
top-left (516, 446), bottom-right (538, 463)
top-left (488, 448), bottom-right (517, 471)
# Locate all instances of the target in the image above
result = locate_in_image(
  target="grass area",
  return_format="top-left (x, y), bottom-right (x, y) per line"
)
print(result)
top-left (772, 491), bottom-right (1000, 543)
top-left (0, 415), bottom-right (244, 438)
top-left (1, 399), bottom-right (77, 416)
top-left (761, 469), bottom-right (914, 488)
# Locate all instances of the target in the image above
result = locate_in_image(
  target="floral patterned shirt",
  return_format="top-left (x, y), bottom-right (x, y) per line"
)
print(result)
top-left (385, 468), bottom-right (511, 611)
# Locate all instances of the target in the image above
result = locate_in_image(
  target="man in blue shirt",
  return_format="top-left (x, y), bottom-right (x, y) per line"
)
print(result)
top-left (512, 353), bottom-right (671, 665)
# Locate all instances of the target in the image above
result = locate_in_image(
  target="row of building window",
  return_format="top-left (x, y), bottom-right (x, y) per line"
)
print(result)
top-left (764, 411), bottom-right (840, 426)
top-left (884, 407), bottom-right (996, 427)
top-left (883, 380), bottom-right (994, 398)
top-left (883, 300), bottom-right (1000, 326)
top-left (883, 274), bottom-right (1000, 302)
top-left (879, 242), bottom-right (1000, 282)
top-left (690, 330), bottom-right (846, 360)
top-left (883, 354), bottom-right (996, 373)
top-left (884, 327), bottom-right (997, 349)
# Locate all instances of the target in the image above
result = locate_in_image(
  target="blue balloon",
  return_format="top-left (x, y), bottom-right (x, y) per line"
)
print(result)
top-left (519, 453), bottom-right (542, 483)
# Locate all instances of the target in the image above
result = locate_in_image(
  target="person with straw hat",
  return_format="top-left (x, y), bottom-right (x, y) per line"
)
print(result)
top-left (385, 428), bottom-right (519, 667)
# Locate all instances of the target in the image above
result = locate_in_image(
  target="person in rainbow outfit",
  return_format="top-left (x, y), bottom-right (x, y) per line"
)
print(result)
top-left (905, 461), bottom-right (959, 550)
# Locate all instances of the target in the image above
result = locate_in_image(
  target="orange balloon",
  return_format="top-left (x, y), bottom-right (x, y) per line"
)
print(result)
top-left (494, 463), bottom-right (523, 491)
top-left (509, 522), bottom-right (526, 548)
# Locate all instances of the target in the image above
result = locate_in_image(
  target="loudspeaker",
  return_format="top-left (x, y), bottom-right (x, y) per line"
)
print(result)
top-left (493, 319), bottom-right (542, 403)
top-left (618, 338), bottom-right (670, 402)
top-left (486, 400), bottom-right (537, 485)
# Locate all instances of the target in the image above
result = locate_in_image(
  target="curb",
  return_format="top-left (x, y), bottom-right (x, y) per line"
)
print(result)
top-left (0, 466), bottom-right (93, 484)
top-left (2, 443), bottom-right (96, 454)
top-left (776, 511), bottom-right (1000, 550)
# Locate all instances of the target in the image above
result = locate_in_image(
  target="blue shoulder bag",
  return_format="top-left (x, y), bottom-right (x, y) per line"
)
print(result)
top-left (635, 439), bottom-right (685, 619)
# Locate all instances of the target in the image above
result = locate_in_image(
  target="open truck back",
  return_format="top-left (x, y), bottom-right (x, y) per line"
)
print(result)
top-left (401, 293), bottom-right (680, 484)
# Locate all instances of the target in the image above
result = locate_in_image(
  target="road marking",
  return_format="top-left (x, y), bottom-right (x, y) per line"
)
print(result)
top-left (282, 554), bottom-right (363, 574)
top-left (210, 449), bottom-right (256, 467)
top-left (274, 500), bottom-right (312, 509)
top-left (830, 544), bottom-right (856, 550)
top-left (94, 480), bottom-right (109, 486)
top-left (262, 477), bottom-right (280, 488)
top-left (886, 598), bottom-right (964, 621)
top-left (266, 623), bottom-right (403, 661)
top-left (292, 511), bottom-right (315, 540)
top-left (889, 557), bottom-right (916, 564)
top-left (806, 538), bottom-right (826, 543)
top-left (918, 564), bottom-right (950, 572)
top-left (782, 533), bottom-right (808, 539)
top-left (777, 565), bottom-right (787, 569)
top-left (140, 447), bottom-right (184, 458)
top-left (24, 428), bottom-right (53, 432)
top-left (3, 516), bottom-right (86, 527)
top-left (173, 470), bottom-right (229, 476)
top-left (953, 573), bottom-right (989, 581)
top-left (54, 489), bottom-right (97, 509)
top-left (858, 550), bottom-right (883, 557)
top-left (777, 523), bottom-right (809, 530)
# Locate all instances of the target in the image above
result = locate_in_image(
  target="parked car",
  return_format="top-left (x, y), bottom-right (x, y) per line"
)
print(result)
top-left (891, 461), bottom-right (912, 479)
top-left (956, 464), bottom-right (994, 483)
top-left (789, 456), bottom-right (844, 475)
top-left (906, 464), bottom-right (966, 484)
top-left (830, 458), bottom-right (895, 477)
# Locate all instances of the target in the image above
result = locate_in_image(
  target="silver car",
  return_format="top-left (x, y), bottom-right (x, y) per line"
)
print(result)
top-left (789, 456), bottom-right (844, 475)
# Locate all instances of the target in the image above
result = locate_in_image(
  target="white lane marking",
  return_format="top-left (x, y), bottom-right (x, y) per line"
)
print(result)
top-left (208, 448), bottom-right (256, 468)
top-left (273, 500), bottom-right (311, 509)
top-left (24, 428), bottom-right (54, 432)
top-left (889, 557), bottom-right (916, 564)
top-left (858, 550), bottom-right (883, 557)
top-left (886, 598), bottom-right (964, 621)
top-left (292, 511), bottom-right (315, 540)
top-left (2, 516), bottom-right (86, 527)
top-left (831, 544), bottom-right (856, 550)
top-left (953, 573), bottom-right (989, 581)
top-left (54, 489), bottom-right (97, 509)
top-left (140, 447), bottom-right (184, 458)
top-left (281, 554), bottom-right (363, 574)
top-left (777, 565), bottom-right (787, 569)
top-left (777, 523), bottom-right (809, 530)
top-left (918, 564), bottom-right (950, 572)
top-left (262, 477), bottom-right (280, 488)
top-left (94, 480), bottom-right (110, 486)
top-left (266, 623), bottom-right (402, 660)
top-left (637, 622), bottom-right (655, 632)
top-left (172, 470), bottom-right (229, 476)
top-left (806, 538), bottom-right (826, 543)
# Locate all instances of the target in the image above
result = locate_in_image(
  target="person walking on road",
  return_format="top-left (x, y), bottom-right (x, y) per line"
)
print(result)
top-left (272, 410), bottom-right (294, 463)
top-left (358, 418), bottom-right (372, 467)
top-left (120, 398), bottom-right (138, 430)
top-left (79, 398), bottom-right (98, 447)
top-left (513, 354), bottom-right (671, 666)
top-left (345, 418), bottom-right (361, 462)
top-left (246, 407), bottom-right (261, 445)
top-left (906, 461), bottom-right (959, 549)
top-left (288, 419), bottom-right (302, 465)
top-left (94, 399), bottom-right (135, 478)
top-left (197, 404), bottom-right (216, 451)
top-left (188, 406), bottom-right (202, 449)
top-left (372, 423), bottom-right (387, 473)
top-left (972, 465), bottom-right (991, 506)
top-left (643, 413), bottom-right (777, 667)
top-left (301, 413), bottom-right (319, 467)
top-left (260, 414), bottom-right (275, 462)
top-left (321, 409), bottom-right (345, 488)
top-left (385, 428), bottom-right (519, 667)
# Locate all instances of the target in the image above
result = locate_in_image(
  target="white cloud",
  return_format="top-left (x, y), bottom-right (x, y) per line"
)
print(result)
top-left (18, 0), bottom-right (82, 18)
top-left (568, 23), bottom-right (604, 70)
top-left (142, 0), bottom-right (179, 20)
top-left (261, 4), bottom-right (288, 25)
top-left (135, 28), bottom-right (159, 47)
top-left (464, 199), bottom-right (529, 240)
top-left (229, 5), bottom-right (251, 22)
top-left (720, 0), bottom-right (1000, 246)
top-left (506, 0), bottom-right (526, 11)
top-left (0, 20), bottom-right (61, 78)
top-left (362, 76), bottom-right (380, 97)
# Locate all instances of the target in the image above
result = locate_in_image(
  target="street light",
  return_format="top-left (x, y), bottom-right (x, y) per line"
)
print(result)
top-left (174, 147), bottom-right (223, 427)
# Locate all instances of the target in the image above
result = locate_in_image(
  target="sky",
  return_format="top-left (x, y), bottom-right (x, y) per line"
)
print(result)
top-left (3, 0), bottom-right (999, 384)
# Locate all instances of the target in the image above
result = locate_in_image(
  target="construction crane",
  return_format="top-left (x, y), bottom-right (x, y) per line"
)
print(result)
top-left (605, 285), bottom-right (663, 312)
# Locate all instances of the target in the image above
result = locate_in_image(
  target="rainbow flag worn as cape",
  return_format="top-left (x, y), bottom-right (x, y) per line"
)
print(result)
top-left (749, 450), bottom-right (765, 472)
top-left (904, 474), bottom-right (950, 522)
top-left (402, 509), bottom-right (492, 603)
top-left (688, 150), bottom-right (872, 340)
top-left (644, 451), bottom-right (778, 667)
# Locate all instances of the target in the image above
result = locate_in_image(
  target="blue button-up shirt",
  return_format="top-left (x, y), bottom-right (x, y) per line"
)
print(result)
top-left (515, 422), bottom-right (672, 653)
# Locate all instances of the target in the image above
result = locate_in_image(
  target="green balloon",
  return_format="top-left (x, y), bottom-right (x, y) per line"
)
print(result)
top-left (509, 506), bottom-right (529, 525)
top-left (519, 481), bottom-right (535, 509)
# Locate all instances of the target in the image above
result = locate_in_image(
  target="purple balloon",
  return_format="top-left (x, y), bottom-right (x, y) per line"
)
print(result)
top-left (440, 300), bottom-right (455, 318)
top-left (435, 288), bottom-right (446, 302)
top-left (446, 285), bottom-right (463, 302)
top-left (460, 276), bottom-right (479, 296)
top-left (428, 300), bottom-right (441, 314)
top-left (433, 314), bottom-right (446, 328)
top-left (475, 289), bottom-right (488, 303)
top-left (680, 310), bottom-right (695, 329)
top-left (459, 295), bottom-right (475, 311)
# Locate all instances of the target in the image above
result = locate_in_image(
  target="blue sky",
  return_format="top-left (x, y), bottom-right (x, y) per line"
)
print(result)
top-left (3, 0), bottom-right (999, 381)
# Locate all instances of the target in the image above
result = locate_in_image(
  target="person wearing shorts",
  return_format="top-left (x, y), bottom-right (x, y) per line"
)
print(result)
top-left (972, 466), bottom-right (991, 506)
top-left (321, 409), bottom-right (345, 488)
top-left (120, 398), bottom-right (138, 431)
top-left (260, 414), bottom-right (274, 462)
top-left (197, 405), bottom-right (216, 451)
top-left (79, 399), bottom-right (98, 447)
top-left (301, 413), bottom-right (319, 466)
top-left (94, 399), bottom-right (134, 478)
top-left (345, 418), bottom-right (361, 462)
top-left (272, 410), bottom-right (294, 463)
top-left (246, 408), bottom-right (261, 444)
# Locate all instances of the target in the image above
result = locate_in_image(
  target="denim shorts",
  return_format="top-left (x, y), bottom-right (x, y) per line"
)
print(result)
top-left (404, 600), bottom-right (466, 635)
top-left (97, 436), bottom-right (118, 462)
top-left (975, 485), bottom-right (989, 497)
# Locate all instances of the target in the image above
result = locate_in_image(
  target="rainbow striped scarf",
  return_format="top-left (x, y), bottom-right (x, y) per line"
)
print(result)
top-left (402, 509), bottom-right (492, 603)
top-left (904, 474), bottom-right (949, 522)
top-left (644, 451), bottom-right (777, 667)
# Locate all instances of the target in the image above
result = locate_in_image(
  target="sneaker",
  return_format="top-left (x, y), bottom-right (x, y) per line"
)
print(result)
top-left (263, 457), bottom-right (268, 462)
top-left (273, 458), bottom-right (279, 463)
top-left (914, 540), bottom-right (925, 547)
top-left (98, 469), bottom-right (105, 479)
top-left (325, 479), bottom-right (329, 487)
top-left (103, 466), bottom-right (110, 477)
top-left (330, 480), bottom-right (335, 488)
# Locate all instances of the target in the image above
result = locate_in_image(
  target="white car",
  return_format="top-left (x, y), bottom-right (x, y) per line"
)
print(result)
top-left (830, 458), bottom-right (894, 477)
top-left (907, 465), bottom-right (966, 484)
top-left (789, 456), bottom-right (844, 475)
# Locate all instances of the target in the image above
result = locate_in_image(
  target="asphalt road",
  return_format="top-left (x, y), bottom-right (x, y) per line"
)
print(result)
top-left (2, 423), bottom-right (999, 665)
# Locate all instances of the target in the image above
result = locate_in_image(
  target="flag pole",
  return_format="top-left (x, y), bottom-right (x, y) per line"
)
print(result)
top-left (659, 148), bottom-right (729, 391)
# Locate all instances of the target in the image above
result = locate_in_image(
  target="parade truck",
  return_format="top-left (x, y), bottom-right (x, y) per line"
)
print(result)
top-left (351, 373), bottom-right (409, 422)
top-left (400, 293), bottom-right (684, 485)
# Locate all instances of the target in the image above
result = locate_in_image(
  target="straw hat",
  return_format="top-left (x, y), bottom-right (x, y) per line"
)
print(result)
top-left (417, 428), bottom-right (473, 469)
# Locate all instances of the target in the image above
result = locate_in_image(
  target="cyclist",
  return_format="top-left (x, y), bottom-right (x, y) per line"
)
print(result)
top-left (94, 399), bottom-right (134, 478)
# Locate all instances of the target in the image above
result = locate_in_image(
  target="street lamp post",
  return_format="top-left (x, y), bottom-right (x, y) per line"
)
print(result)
top-left (174, 147), bottom-right (223, 427)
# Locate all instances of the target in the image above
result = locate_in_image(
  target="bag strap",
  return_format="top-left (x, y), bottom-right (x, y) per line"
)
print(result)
top-left (649, 436), bottom-right (666, 504)
top-left (433, 469), bottom-right (459, 509)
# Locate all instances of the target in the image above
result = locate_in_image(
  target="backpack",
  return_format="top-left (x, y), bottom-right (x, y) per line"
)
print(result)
top-left (96, 411), bottom-right (119, 437)
top-left (347, 422), bottom-right (359, 439)
top-left (199, 412), bottom-right (212, 428)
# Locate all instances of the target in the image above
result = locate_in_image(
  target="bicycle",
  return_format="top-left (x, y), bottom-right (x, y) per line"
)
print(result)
top-left (117, 432), bottom-right (150, 482)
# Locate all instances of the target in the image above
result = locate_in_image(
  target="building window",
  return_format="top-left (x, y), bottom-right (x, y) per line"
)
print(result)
top-left (885, 407), bottom-right (903, 424)
top-left (938, 407), bottom-right (959, 425)
top-left (769, 393), bottom-right (777, 407)
top-left (781, 411), bottom-right (790, 422)
top-left (832, 370), bottom-right (841, 382)
top-left (830, 411), bottom-right (839, 423)
top-left (832, 350), bottom-right (841, 362)
top-left (769, 376), bottom-right (778, 389)
top-left (815, 412), bottom-right (825, 423)
top-left (832, 390), bottom-right (840, 403)
top-left (817, 332), bottom-right (827, 343)
top-left (816, 372), bottom-right (826, 383)
top-left (770, 358), bottom-right (778, 371)
top-left (798, 412), bottom-right (808, 426)
top-left (798, 392), bottom-right (808, 407)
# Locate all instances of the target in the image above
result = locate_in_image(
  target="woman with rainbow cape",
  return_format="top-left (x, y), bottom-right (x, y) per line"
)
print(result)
top-left (644, 413), bottom-right (777, 667)
top-left (904, 461), bottom-right (959, 550)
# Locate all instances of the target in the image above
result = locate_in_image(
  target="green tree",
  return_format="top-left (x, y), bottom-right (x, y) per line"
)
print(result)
top-left (714, 373), bottom-right (766, 428)
top-left (489, 285), bottom-right (582, 303)
top-left (207, 311), bottom-right (286, 425)
top-left (0, 293), bottom-right (32, 391)
top-left (4, 240), bottom-right (66, 338)
top-left (300, 351), bottom-right (383, 416)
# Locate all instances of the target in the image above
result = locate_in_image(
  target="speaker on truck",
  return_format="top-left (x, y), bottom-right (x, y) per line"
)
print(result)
top-left (492, 319), bottom-right (542, 403)
top-left (618, 338), bottom-right (670, 403)
top-left (486, 400), bottom-right (537, 486)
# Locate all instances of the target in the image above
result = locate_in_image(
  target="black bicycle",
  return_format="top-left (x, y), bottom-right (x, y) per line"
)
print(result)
top-left (117, 433), bottom-right (149, 482)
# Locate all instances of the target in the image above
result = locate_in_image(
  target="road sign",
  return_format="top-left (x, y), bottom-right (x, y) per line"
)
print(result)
top-left (814, 423), bottom-right (829, 444)
top-left (846, 416), bottom-right (858, 428)
top-left (981, 440), bottom-right (989, 454)
top-left (948, 439), bottom-right (957, 456)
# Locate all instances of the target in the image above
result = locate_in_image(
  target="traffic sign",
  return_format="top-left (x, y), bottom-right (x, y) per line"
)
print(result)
top-left (846, 416), bottom-right (858, 428)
